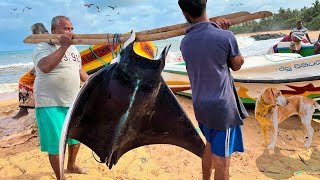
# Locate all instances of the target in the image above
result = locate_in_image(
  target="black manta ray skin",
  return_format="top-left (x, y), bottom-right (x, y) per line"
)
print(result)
top-left (59, 42), bottom-right (205, 176)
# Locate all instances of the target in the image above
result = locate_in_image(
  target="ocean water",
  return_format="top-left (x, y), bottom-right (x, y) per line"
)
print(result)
top-left (0, 35), bottom-right (281, 93)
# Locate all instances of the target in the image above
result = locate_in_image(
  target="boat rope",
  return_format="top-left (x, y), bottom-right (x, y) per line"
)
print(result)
top-left (89, 32), bottom-right (137, 67)
top-left (88, 46), bottom-right (108, 67)
top-left (111, 34), bottom-right (116, 59)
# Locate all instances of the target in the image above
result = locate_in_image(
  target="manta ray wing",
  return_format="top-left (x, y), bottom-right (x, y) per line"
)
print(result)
top-left (60, 42), bottom-right (204, 175)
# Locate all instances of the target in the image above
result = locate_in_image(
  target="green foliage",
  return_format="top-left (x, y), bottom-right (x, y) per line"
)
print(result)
top-left (306, 15), bottom-right (320, 30)
top-left (230, 0), bottom-right (320, 34)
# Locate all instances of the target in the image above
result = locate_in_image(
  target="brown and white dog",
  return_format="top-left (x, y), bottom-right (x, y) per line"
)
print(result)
top-left (255, 87), bottom-right (320, 149)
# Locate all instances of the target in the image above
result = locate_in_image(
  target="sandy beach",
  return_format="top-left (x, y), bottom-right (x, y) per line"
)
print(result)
top-left (1, 30), bottom-right (320, 179)
top-left (240, 30), bottom-right (319, 40)
top-left (1, 91), bottom-right (320, 180)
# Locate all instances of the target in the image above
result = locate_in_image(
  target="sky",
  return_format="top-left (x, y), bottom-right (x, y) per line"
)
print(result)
top-left (0, 0), bottom-right (317, 51)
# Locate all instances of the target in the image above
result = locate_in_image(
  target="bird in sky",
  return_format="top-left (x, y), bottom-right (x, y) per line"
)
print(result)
top-left (12, 8), bottom-right (18, 11)
top-left (96, 6), bottom-right (101, 12)
top-left (108, 5), bottom-right (117, 10)
top-left (84, 3), bottom-right (94, 8)
top-left (231, 3), bottom-right (244, 7)
top-left (22, 6), bottom-right (32, 13)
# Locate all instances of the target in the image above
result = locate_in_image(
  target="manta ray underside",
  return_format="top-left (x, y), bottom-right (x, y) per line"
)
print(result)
top-left (59, 42), bottom-right (205, 177)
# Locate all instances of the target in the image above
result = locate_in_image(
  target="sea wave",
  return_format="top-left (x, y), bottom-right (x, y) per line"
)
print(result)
top-left (165, 51), bottom-right (183, 63)
top-left (0, 35), bottom-right (283, 93)
top-left (236, 35), bottom-right (256, 49)
top-left (0, 83), bottom-right (18, 93)
top-left (0, 62), bottom-right (33, 69)
top-left (236, 35), bottom-right (282, 56)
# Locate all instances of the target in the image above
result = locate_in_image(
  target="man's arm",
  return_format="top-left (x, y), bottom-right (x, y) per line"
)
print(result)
top-left (37, 32), bottom-right (73, 73)
top-left (305, 33), bottom-right (313, 44)
top-left (228, 55), bottom-right (244, 71)
top-left (79, 68), bottom-right (89, 82)
top-left (216, 18), bottom-right (244, 71)
top-left (317, 33), bottom-right (320, 44)
top-left (289, 31), bottom-right (293, 40)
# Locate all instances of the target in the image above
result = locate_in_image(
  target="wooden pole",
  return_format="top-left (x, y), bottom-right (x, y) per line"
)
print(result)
top-left (138, 11), bottom-right (272, 42)
top-left (23, 11), bottom-right (273, 45)
top-left (23, 37), bottom-right (130, 45)
top-left (137, 11), bottom-right (250, 35)
top-left (24, 33), bottom-right (128, 40)
top-left (229, 11), bottom-right (273, 25)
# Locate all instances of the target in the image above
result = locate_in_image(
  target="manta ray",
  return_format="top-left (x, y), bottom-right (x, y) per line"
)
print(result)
top-left (59, 42), bottom-right (205, 177)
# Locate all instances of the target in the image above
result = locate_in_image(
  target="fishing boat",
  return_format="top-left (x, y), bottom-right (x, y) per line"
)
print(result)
top-left (267, 35), bottom-right (315, 57)
top-left (275, 42), bottom-right (315, 57)
top-left (163, 53), bottom-right (320, 104)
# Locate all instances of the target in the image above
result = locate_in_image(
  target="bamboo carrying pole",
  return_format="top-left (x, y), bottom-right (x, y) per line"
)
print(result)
top-left (23, 11), bottom-right (273, 45)
top-left (24, 11), bottom-right (252, 40)
top-left (136, 11), bottom-right (273, 41)
top-left (137, 11), bottom-right (251, 35)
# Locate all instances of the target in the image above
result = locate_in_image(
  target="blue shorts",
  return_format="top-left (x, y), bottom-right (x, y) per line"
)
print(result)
top-left (198, 123), bottom-right (244, 157)
top-left (35, 107), bottom-right (80, 155)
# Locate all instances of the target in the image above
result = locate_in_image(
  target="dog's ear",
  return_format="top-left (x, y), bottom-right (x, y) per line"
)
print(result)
top-left (270, 87), bottom-right (283, 98)
top-left (261, 88), bottom-right (276, 105)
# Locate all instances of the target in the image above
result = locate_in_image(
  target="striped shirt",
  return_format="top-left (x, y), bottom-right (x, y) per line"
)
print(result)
top-left (291, 27), bottom-right (308, 40)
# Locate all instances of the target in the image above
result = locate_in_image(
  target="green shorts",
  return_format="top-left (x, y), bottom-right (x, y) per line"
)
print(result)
top-left (35, 107), bottom-right (79, 154)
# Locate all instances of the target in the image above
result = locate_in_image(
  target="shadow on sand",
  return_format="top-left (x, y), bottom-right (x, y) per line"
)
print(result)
top-left (256, 146), bottom-right (320, 179)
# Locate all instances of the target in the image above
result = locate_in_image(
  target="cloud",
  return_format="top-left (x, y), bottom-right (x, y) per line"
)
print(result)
top-left (0, 0), bottom-right (316, 51)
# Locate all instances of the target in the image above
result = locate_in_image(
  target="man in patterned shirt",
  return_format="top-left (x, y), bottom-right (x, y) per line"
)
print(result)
top-left (289, 21), bottom-right (313, 53)
top-left (33, 15), bottom-right (89, 179)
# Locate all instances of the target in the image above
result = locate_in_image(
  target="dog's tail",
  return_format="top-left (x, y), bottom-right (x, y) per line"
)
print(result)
top-left (312, 97), bottom-right (320, 102)
top-left (311, 98), bottom-right (320, 123)
top-left (312, 98), bottom-right (320, 123)
top-left (313, 119), bottom-right (320, 123)
top-left (312, 98), bottom-right (320, 110)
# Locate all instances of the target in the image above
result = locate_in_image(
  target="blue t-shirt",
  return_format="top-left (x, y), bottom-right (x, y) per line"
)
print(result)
top-left (180, 21), bottom-right (248, 130)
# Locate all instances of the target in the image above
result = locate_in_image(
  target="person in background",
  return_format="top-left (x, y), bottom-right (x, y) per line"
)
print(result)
top-left (270, 34), bottom-right (309, 53)
top-left (32, 16), bottom-right (89, 179)
top-left (289, 21), bottom-right (313, 53)
top-left (13, 23), bottom-right (49, 119)
top-left (313, 32), bottom-right (320, 54)
top-left (178, 0), bottom-right (248, 179)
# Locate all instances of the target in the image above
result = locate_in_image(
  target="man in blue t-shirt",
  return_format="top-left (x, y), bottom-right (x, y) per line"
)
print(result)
top-left (178, 0), bottom-right (248, 179)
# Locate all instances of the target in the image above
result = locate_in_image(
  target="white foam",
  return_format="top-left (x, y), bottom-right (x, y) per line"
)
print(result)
top-left (165, 51), bottom-right (183, 63)
top-left (0, 83), bottom-right (18, 93)
top-left (0, 62), bottom-right (33, 69)
top-left (235, 35), bottom-right (283, 57)
top-left (236, 35), bottom-right (256, 48)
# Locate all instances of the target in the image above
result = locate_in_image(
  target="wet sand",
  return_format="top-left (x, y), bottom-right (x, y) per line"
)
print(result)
top-left (239, 30), bottom-right (319, 41)
top-left (0, 91), bottom-right (320, 179)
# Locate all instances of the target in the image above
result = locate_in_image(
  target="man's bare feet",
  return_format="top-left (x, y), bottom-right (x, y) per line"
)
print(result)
top-left (12, 108), bottom-right (29, 119)
top-left (66, 165), bottom-right (88, 174)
